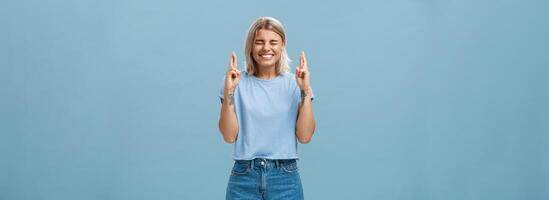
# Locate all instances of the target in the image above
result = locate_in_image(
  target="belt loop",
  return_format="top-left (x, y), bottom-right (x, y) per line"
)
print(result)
top-left (275, 160), bottom-right (280, 168)
top-left (251, 159), bottom-right (254, 168)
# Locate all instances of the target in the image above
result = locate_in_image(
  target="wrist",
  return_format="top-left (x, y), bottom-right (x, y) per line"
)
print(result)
top-left (224, 88), bottom-right (234, 96)
top-left (223, 89), bottom-right (236, 106)
top-left (300, 88), bottom-right (312, 98)
top-left (300, 87), bottom-right (312, 96)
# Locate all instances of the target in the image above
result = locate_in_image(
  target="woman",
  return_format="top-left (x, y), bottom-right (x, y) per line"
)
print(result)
top-left (219, 16), bottom-right (316, 200)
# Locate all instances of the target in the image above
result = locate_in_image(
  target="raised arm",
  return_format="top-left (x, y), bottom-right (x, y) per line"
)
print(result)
top-left (218, 52), bottom-right (240, 143)
top-left (295, 51), bottom-right (316, 144)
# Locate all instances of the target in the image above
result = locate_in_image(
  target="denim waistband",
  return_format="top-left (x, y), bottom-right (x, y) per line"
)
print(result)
top-left (235, 158), bottom-right (297, 169)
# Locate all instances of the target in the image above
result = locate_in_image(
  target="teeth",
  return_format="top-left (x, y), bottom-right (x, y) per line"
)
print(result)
top-left (261, 55), bottom-right (273, 58)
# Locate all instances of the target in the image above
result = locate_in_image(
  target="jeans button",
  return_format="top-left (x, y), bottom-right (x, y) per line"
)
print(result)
top-left (260, 161), bottom-right (265, 165)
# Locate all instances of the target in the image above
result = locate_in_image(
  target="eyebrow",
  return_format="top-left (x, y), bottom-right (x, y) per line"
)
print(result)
top-left (254, 39), bottom-right (280, 42)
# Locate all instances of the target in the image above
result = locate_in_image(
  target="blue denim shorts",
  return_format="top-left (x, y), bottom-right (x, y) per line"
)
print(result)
top-left (226, 158), bottom-right (304, 200)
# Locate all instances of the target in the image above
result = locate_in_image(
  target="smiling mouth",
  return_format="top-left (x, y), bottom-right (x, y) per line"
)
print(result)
top-left (259, 54), bottom-right (274, 59)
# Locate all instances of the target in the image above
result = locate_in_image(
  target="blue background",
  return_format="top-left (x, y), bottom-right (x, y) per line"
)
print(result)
top-left (1, 0), bottom-right (548, 199)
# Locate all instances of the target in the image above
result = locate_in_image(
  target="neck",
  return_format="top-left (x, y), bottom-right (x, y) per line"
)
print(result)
top-left (255, 65), bottom-right (277, 80)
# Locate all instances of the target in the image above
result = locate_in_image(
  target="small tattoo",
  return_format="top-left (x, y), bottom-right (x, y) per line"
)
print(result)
top-left (300, 90), bottom-right (307, 104)
top-left (229, 93), bottom-right (235, 106)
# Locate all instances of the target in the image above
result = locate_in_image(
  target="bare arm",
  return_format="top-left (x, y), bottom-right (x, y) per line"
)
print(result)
top-left (218, 52), bottom-right (240, 143)
top-left (296, 88), bottom-right (315, 144)
top-left (295, 52), bottom-right (316, 144)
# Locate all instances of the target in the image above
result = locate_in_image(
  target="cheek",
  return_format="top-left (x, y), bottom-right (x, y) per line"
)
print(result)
top-left (275, 45), bottom-right (283, 53)
top-left (251, 49), bottom-right (261, 61)
top-left (252, 46), bottom-right (261, 54)
top-left (274, 46), bottom-right (283, 57)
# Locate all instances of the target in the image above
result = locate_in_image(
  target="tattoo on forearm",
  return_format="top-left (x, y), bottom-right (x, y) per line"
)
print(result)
top-left (300, 89), bottom-right (307, 106)
top-left (228, 93), bottom-right (235, 106)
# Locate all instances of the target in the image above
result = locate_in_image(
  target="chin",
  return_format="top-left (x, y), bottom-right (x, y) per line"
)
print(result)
top-left (255, 60), bottom-right (277, 68)
top-left (261, 62), bottom-right (276, 67)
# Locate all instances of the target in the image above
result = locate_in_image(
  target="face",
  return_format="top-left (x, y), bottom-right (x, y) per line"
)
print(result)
top-left (252, 29), bottom-right (284, 68)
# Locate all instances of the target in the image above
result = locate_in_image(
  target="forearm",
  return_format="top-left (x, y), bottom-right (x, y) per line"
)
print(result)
top-left (296, 89), bottom-right (315, 144)
top-left (219, 90), bottom-right (239, 143)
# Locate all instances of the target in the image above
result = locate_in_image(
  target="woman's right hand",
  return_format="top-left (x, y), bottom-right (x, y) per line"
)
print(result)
top-left (224, 52), bottom-right (241, 93)
top-left (219, 52), bottom-right (240, 143)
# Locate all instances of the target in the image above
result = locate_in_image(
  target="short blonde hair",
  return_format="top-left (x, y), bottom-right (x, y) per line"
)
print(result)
top-left (244, 16), bottom-right (291, 76)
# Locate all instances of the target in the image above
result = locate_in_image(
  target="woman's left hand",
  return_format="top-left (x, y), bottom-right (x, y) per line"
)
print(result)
top-left (296, 51), bottom-right (311, 92)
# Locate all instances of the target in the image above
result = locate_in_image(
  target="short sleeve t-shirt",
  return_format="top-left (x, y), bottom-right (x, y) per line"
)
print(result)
top-left (219, 71), bottom-right (314, 160)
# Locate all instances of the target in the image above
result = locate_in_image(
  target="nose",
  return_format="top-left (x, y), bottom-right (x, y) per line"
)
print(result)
top-left (261, 43), bottom-right (271, 51)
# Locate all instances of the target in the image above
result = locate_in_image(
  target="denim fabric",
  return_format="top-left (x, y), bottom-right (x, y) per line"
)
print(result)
top-left (226, 158), bottom-right (304, 200)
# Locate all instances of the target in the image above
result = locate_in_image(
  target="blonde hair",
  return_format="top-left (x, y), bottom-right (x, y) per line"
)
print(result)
top-left (244, 16), bottom-right (291, 76)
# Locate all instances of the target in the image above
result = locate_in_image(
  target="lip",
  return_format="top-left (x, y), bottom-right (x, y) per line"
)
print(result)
top-left (258, 54), bottom-right (274, 59)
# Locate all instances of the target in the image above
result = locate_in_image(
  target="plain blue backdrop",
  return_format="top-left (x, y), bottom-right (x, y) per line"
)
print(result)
top-left (1, 0), bottom-right (548, 199)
